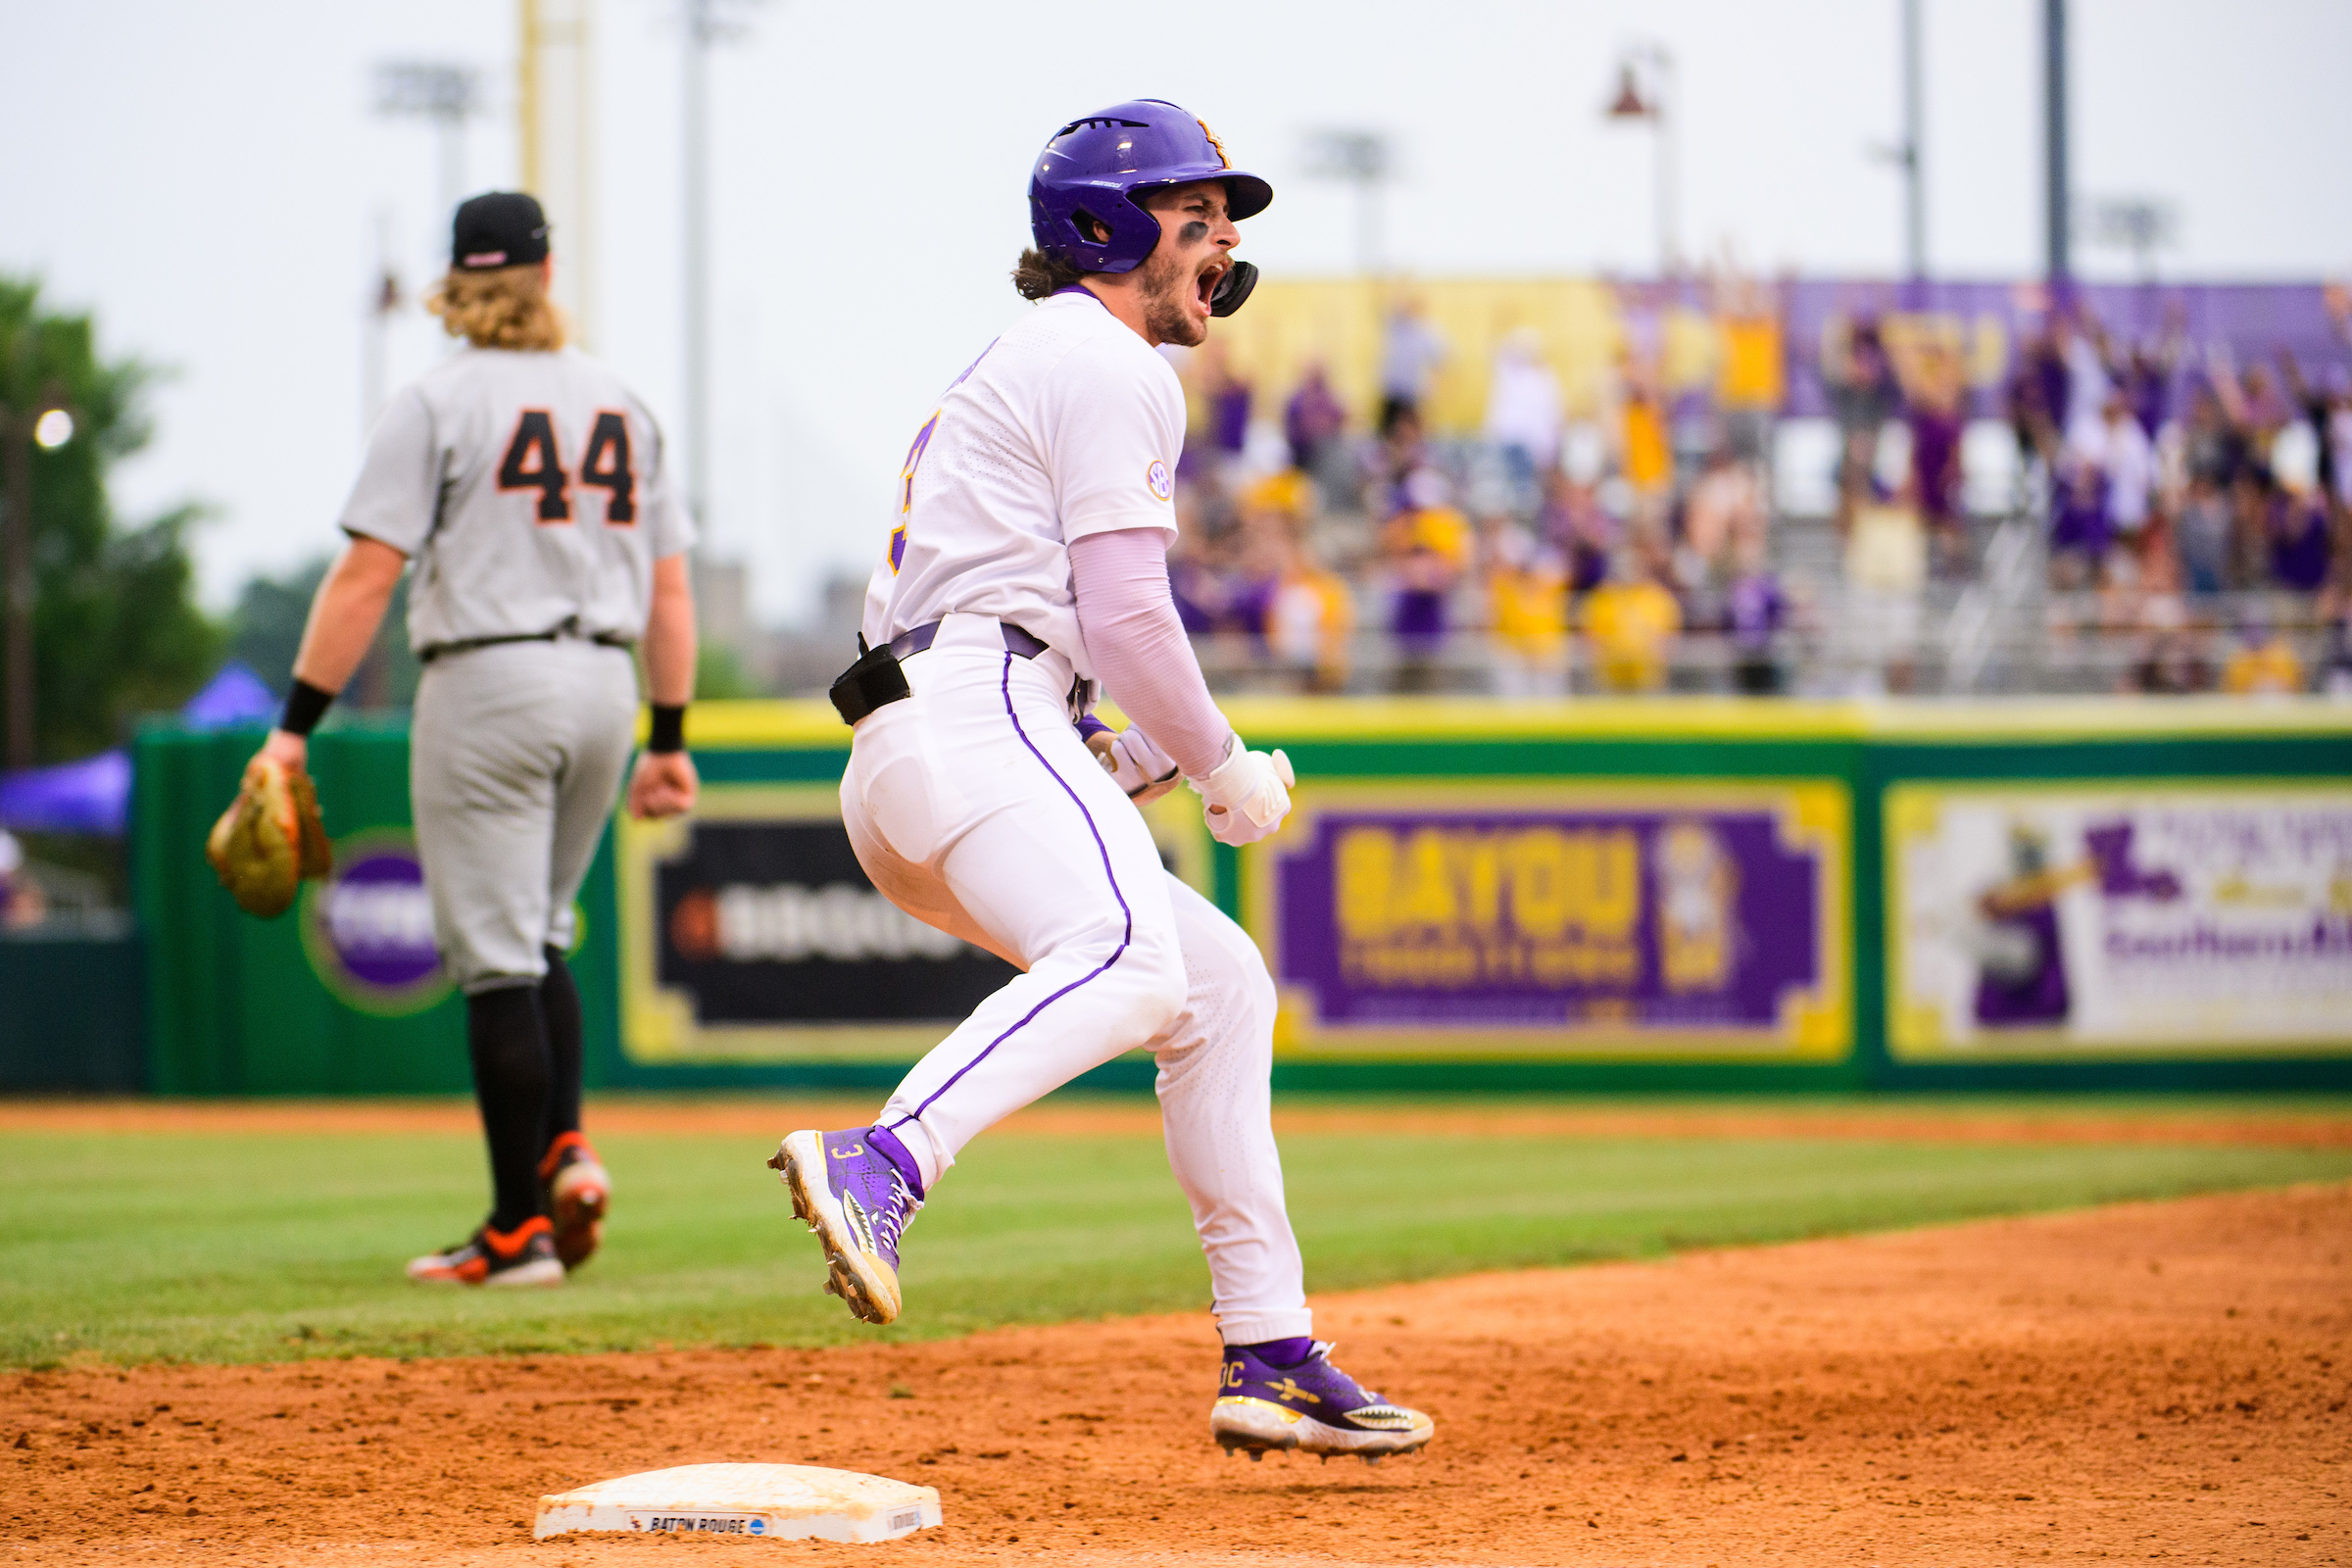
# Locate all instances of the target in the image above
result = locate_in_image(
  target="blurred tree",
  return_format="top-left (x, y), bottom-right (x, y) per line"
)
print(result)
top-left (229, 553), bottom-right (418, 710)
top-left (1, 277), bottom-right (220, 762)
top-left (695, 641), bottom-right (760, 699)
top-left (226, 557), bottom-right (325, 694)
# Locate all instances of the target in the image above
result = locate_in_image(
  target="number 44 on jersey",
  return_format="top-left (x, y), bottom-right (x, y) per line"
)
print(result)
top-left (499, 410), bottom-right (638, 525)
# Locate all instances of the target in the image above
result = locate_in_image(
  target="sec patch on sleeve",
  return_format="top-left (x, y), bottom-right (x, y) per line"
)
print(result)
top-left (1147, 459), bottom-right (1173, 502)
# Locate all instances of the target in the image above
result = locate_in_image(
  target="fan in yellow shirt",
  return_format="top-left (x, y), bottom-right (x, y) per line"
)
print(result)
top-left (1621, 392), bottom-right (1671, 497)
top-left (1266, 535), bottom-right (1356, 694)
top-left (1582, 555), bottom-right (1682, 694)
top-left (1483, 520), bottom-right (1570, 697)
top-left (2221, 618), bottom-right (2305, 695)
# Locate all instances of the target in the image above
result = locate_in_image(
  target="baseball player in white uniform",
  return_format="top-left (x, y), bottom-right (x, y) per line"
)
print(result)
top-left (771, 103), bottom-right (1432, 1461)
top-left (251, 192), bottom-right (700, 1287)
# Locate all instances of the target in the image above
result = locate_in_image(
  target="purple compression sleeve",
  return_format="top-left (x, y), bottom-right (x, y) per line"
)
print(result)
top-left (1067, 527), bottom-right (1236, 781)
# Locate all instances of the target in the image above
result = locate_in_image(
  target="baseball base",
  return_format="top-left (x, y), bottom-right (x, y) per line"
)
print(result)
top-left (531, 1462), bottom-right (942, 1542)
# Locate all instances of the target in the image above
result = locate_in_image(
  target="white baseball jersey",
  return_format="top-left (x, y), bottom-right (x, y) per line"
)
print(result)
top-left (340, 347), bottom-right (695, 655)
top-left (860, 288), bottom-right (1183, 678)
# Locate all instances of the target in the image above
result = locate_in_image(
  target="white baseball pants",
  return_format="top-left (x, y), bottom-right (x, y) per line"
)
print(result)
top-left (839, 612), bottom-right (1311, 1346)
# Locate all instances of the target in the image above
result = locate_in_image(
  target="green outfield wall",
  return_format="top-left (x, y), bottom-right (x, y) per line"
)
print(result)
top-left (128, 698), bottom-right (2352, 1097)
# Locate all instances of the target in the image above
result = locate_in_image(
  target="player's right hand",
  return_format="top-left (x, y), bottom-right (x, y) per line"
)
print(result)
top-left (1088, 722), bottom-right (1182, 804)
top-left (628, 750), bottom-right (699, 820)
top-left (1193, 740), bottom-right (1294, 848)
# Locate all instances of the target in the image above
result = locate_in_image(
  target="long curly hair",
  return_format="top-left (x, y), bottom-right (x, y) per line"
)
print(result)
top-left (423, 264), bottom-right (566, 351)
top-left (1011, 246), bottom-right (1088, 302)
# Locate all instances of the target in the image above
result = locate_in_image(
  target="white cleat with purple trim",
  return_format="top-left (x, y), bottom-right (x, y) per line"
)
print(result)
top-left (770, 1127), bottom-right (924, 1327)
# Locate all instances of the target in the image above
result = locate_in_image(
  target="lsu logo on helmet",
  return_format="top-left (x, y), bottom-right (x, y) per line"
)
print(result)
top-left (1196, 119), bottom-right (1231, 170)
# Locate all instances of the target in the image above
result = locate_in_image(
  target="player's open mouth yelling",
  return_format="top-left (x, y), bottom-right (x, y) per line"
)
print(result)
top-left (1195, 258), bottom-right (1229, 313)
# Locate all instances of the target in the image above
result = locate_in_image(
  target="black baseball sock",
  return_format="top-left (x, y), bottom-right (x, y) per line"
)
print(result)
top-left (538, 946), bottom-right (584, 1152)
top-left (466, 983), bottom-right (551, 1233)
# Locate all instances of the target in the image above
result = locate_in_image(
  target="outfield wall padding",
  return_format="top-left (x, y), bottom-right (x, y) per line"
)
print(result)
top-left (0, 930), bottom-right (144, 1092)
top-left (129, 698), bottom-right (2352, 1096)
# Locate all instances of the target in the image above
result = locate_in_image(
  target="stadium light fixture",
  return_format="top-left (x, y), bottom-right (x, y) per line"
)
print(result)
top-left (2078, 196), bottom-right (2180, 281)
top-left (372, 61), bottom-right (483, 224)
top-left (1603, 43), bottom-right (1678, 274)
top-left (1605, 64), bottom-right (1651, 121)
top-left (1302, 129), bottom-right (1394, 279)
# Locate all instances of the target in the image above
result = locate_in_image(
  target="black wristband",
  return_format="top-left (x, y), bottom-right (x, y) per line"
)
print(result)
top-left (647, 705), bottom-right (686, 754)
top-left (280, 679), bottom-right (335, 737)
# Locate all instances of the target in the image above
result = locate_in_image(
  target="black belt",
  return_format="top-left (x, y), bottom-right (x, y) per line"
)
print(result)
top-left (416, 624), bottom-right (634, 664)
top-left (829, 618), bottom-right (1052, 726)
top-left (888, 619), bottom-right (1048, 662)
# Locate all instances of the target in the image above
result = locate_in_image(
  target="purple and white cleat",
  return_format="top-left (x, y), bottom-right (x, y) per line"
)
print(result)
top-left (769, 1127), bottom-right (923, 1326)
top-left (1211, 1341), bottom-right (1435, 1463)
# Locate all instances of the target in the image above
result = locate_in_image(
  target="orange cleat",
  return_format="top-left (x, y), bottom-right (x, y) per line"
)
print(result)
top-left (406, 1215), bottom-right (564, 1287)
top-left (539, 1131), bottom-right (611, 1271)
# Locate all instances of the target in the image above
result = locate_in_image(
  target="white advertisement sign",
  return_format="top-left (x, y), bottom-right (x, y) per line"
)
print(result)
top-left (1887, 783), bottom-right (2352, 1057)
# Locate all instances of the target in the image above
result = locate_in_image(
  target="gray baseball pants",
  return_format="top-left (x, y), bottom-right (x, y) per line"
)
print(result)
top-left (410, 639), bottom-right (637, 993)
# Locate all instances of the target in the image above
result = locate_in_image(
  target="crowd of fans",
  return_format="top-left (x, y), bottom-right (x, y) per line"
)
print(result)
top-left (1156, 281), bottom-right (2352, 699)
top-left (1983, 292), bottom-right (2351, 696)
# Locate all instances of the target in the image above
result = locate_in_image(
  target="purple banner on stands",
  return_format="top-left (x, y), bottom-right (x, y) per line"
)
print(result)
top-left (1265, 790), bottom-right (1845, 1053)
top-left (1764, 278), bottom-right (2342, 421)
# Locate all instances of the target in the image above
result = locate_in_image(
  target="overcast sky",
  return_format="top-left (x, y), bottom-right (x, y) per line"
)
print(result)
top-left (6, 0), bottom-right (2348, 624)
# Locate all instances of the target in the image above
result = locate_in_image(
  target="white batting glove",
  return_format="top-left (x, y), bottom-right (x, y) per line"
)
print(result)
top-left (1086, 723), bottom-right (1182, 804)
top-left (1193, 738), bottom-right (1295, 847)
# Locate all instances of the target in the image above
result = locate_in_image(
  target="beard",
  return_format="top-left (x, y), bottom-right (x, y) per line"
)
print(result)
top-left (1137, 246), bottom-right (1206, 347)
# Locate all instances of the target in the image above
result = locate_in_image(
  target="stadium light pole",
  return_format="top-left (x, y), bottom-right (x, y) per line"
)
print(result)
top-left (1605, 43), bottom-right (1678, 275)
top-left (1900, 0), bottom-right (1926, 279)
top-left (2043, 0), bottom-right (2070, 281)
top-left (1870, 0), bottom-right (1927, 281)
top-left (679, 0), bottom-right (760, 541)
top-left (1302, 130), bottom-right (1393, 278)
top-left (683, 1), bottom-right (712, 540)
top-left (363, 210), bottom-right (401, 438)
top-left (1, 379), bottom-right (74, 770)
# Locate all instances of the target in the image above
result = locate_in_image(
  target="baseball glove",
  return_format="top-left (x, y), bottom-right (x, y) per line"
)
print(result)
top-left (204, 756), bottom-right (332, 918)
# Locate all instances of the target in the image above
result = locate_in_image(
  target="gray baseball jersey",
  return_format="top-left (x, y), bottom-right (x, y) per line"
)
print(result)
top-left (340, 346), bottom-right (695, 655)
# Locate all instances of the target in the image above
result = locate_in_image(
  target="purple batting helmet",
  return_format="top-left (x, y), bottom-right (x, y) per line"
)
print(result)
top-left (1028, 100), bottom-right (1272, 276)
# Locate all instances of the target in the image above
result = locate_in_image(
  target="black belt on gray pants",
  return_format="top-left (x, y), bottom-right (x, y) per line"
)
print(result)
top-left (416, 622), bottom-right (634, 664)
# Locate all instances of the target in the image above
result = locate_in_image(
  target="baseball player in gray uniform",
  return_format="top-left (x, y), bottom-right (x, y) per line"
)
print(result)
top-left (251, 191), bottom-right (700, 1286)
top-left (771, 103), bottom-right (1432, 1461)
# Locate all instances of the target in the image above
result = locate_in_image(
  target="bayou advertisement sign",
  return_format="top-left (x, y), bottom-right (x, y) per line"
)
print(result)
top-left (1249, 782), bottom-right (1850, 1059)
top-left (1886, 783), bottom-right (2352, 1058)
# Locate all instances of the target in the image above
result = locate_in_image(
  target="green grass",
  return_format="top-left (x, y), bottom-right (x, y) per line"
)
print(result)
top-left (2, 1110), bottom-right (2346, 1368)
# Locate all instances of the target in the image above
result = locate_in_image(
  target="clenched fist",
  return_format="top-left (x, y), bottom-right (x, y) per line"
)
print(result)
top-left (1192, 739), bottom-right (1295, 847)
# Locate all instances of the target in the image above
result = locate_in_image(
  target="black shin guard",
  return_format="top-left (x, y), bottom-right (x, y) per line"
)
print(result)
top-left (539, 945), bottom-right (584, 1152)
top-left (466, 984), bottom-right (552, 1232)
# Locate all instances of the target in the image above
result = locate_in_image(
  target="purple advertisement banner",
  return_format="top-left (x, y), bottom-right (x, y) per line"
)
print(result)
top-left (1259, 785), bottom-right (1849, 1058)
top-left (1770, 278), bottom-right (2339, 421)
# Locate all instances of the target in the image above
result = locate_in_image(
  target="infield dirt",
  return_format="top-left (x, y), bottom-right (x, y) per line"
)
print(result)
top-left (6, 1182), bottom-right (2345, 1566)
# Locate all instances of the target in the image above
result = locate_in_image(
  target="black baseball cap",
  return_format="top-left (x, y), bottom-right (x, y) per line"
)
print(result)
top-left (450, 191), bottom-right (551, 270)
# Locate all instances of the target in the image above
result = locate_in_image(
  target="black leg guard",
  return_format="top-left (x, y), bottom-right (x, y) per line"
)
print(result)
top-left (539, 945), bottom-right (585, 1152)
top-left (466, 983), bottom-right (551, 1232)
